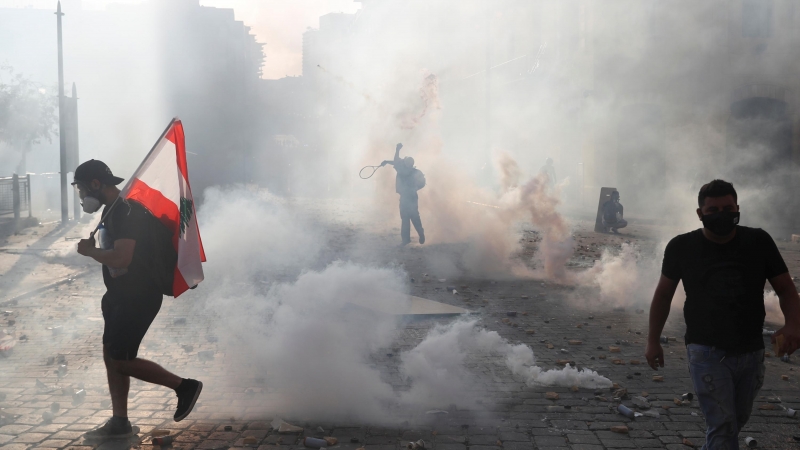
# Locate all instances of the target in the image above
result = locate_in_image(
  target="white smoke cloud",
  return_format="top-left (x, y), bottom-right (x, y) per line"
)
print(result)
top-left (193, 188), bottom-right (611, 423)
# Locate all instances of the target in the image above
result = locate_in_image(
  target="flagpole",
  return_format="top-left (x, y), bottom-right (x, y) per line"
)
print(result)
top-left (119, 117), bottom-right (178, 195)
top-left (88, 117), bottom-right (178, 238)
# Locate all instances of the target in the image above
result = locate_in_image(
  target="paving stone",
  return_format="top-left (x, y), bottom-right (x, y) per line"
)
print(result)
top-left (2, 217), bottom-right (800, 450)
top-left (532, 435), bottom-right (568, 447)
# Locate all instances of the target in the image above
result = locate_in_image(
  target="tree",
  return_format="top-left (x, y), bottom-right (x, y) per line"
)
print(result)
top-left (0, 65), bottom-right (58, 174)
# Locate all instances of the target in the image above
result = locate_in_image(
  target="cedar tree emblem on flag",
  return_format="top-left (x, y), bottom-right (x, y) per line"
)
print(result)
top-left (119, 118), bottom-right (206, 297)
top-left (180, 197), bottom-right (193, 237)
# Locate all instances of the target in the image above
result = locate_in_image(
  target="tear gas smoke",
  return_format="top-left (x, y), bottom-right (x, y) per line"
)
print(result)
top-left (358, 74), bottom-right (575, 279)
top-left (578, 243), bottom-right (661, 309)
top-left (764, 290), bottom-right (784, 327)
top-left (195, 188), bottom-right (609, 422)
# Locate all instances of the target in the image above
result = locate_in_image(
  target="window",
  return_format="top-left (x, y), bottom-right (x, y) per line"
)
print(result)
top-left (742, 0), bottom-right (773, 38)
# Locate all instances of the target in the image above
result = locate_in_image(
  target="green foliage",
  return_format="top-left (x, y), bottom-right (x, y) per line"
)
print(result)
top-left (0, 65), bottom-right (58, 153)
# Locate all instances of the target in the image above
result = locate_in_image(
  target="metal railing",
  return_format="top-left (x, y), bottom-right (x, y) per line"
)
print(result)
top-left (0, 174), bottom-right (32, 219)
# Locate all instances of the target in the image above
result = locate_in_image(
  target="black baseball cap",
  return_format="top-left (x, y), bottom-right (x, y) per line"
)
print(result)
top-left (72, 159), bottom-right (125, 186)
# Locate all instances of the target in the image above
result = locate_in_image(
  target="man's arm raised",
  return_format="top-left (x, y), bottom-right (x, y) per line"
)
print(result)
top-left (645, 275), bottom-right (680, 369)
top-left (394, 143), bottom-right (403, 164)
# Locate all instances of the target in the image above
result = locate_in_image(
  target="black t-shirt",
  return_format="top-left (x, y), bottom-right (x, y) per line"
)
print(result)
top-left (662, 226), bottom-right (788, 353)
top-left (100, 199), bottom-right (174, 298)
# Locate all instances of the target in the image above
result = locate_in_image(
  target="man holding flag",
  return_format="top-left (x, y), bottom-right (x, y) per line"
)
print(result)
top-left (74, 119), bottom-right (205, 438)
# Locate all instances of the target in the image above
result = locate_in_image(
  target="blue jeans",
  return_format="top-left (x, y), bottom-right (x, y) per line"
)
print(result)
top-left (687, 344), bottom-right (765, 450)
top-left (399, 195), bottom-right (423, 244)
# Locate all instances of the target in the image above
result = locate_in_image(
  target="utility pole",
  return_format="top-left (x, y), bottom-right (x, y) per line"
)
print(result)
top-left (71, 82), bottom-right (81, 220)
top-left (56, 1), bottom-right (68, 224)
top-left (484, 3), bottom-right (491, 171)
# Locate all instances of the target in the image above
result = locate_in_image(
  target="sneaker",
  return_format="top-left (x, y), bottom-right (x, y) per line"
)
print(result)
top-left (174, 379), bottom-right (203, 422)
top-left (84, 418), bottom-right (138, 440)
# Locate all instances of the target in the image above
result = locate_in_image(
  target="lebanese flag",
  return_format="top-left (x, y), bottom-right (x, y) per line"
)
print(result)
top-left (119, 118), bottom-right (206, 297)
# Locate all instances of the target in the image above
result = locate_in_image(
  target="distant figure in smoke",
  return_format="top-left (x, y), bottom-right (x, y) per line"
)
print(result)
top-left (381, 143), bottom-right (426, 245)
top-left (601, 190), bottom-right (627, 233)
top-left (646, 179), bottom-right (800, 449)
top-left (73, 160), bottom-right (202, 439)
top-left (540, 157), bottom-right (556, 188)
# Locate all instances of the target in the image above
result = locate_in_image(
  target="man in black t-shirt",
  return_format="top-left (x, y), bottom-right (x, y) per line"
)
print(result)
top-left (646, 179), bottom-right (800, 449)
top-left (73, 160), bottom-right (202, 439)
top-left (381, 143), bottom-right (426, 246)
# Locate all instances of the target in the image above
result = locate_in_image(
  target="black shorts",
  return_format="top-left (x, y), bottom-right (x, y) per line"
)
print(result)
top-left (102, 290), bottom-right (163, 361)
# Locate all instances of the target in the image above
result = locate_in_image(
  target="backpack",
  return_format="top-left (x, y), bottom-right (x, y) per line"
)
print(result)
top-left (413, 168), bottom-right (426, 190)
top-left (106, 200), bottom-right (177, 296)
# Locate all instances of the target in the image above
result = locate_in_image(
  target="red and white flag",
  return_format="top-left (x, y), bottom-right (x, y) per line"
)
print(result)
top-left (120, 118), bottom-right (206, 297)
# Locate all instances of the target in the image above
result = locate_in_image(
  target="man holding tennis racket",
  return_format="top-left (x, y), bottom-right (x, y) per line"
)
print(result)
top-left (73, 160), bottom-right (202, 439)
top-left (381, 143), bottom-right (426, 246)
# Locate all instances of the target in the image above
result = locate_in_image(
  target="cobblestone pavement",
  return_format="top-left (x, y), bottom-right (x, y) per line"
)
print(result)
top-left (1, 209), bottom-right (800, 450)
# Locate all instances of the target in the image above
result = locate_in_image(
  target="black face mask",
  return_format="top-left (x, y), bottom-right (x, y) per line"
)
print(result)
top-left (701, 211), bottom-right (740, 237)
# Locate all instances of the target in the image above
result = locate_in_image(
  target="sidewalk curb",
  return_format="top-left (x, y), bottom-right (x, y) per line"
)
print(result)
top-left (0, 269), bottom-right (94, 307)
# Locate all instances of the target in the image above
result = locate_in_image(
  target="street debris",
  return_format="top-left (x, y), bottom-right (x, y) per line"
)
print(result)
top-left (610, 425), bottom-right (628, 434)
top-left (35, 379), bottom-right (50, 392)
top-left (682, 437), bottom-right (695, 447)
top-left (243, 436), bottom-right (258, 446)
top-left (506, 311), bottom-right (517, 317)
top-left (745, 436), bottom-right (757, 448)
top-left (642, 410), bottom-right (660, 418)
top-left (304, 437), bottom-right (328, 448)
top-left (72, 389), bottom-right (85, 406)
top-left (631, 396), bottom-right (650, 409)
top-left (324, 437), bottom-right (338, 446)
top-left (782, 375), bottom-right (789, 381)
top-left (609, 346), bottom-right (620, 353)
top-left (545, 392), bottom-right (559, 400)
top-left (652, 375), bottom-right (664, 382)
top-left (525, 329), bottom-right (535, 334)
top-left (568, 340), bottom-right (582, 345)
top-left (407, 440), bottom-right (426, 450)
top-left (681, 393), bottom-right (694, 401)
top-left (152, 435), bottom-right (175, 446)
top-left (272, 418), bottom-right (303, 434)
top-left (617, 404), bottom-right (635, 419)
top-left (152, 429), bottom-right (170, 437)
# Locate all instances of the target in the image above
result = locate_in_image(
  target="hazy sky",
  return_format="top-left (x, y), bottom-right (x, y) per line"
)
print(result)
top-left (0, 0), bottom-right (361, 79)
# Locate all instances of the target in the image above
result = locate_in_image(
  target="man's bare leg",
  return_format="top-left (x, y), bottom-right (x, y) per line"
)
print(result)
top-left (103, 346), bottom-right (182, 417)
top-left (113, 358), bottom-right (182, 389)
top-left (103, 345), bottom-right (131, 418)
